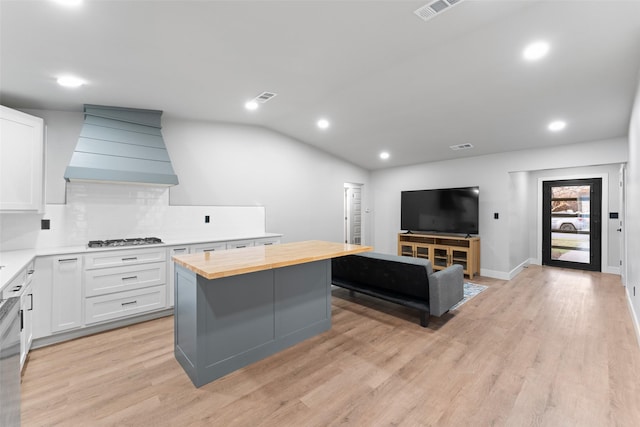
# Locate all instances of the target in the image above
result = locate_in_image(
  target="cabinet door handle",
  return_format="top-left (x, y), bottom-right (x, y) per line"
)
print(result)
top-left (122, 257), bottom-right (138, 261)
top-left (121, 301), bottom-right (137, 307)
top-left (20, 309), bottom-right (24, 331)
top-left (12, 285), bottom-right (23, 292)
top-left (58, 258), bottom-right (78, 262)
top-left (28, 294), bottom-right (33, 311)
top-left (122, 276), bottom-right (138, 281)
top-left (27, 269), bottom-right (35, 275)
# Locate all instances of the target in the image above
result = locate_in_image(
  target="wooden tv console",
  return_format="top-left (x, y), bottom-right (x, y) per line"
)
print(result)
top-left (397, 233), bottom-right (480, 279)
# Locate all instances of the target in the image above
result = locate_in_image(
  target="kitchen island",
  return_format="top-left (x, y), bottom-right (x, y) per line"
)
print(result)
top-left (172, 240), bottom-right (372, 387)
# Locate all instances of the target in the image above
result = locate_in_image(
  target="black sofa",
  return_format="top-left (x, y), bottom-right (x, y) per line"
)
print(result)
top-left (331, 252), bottom-right (464, 327)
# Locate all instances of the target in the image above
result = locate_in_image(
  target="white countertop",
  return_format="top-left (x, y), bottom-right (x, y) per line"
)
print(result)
top-left (0, 232), bottom-right (282, 293)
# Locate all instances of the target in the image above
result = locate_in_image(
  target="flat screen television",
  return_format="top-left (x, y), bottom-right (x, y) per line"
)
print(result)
top-left (401, 186), bottom-right (479, 235)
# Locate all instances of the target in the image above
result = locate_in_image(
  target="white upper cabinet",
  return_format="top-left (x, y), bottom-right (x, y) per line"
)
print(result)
top-left (0, 105), bottom-right (44, 212)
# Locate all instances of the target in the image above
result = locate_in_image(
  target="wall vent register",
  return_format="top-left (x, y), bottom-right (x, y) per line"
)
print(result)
top-left (88, 237), bottom-right (163, 248)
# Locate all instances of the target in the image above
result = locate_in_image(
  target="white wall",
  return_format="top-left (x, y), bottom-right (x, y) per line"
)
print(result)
top-left (2, 109), bottom-right (371, 250)
top-left (626, 77), bottom-right (640, 342)
top-left (508, 171), bottom-right (529, 273)
top-left (371, 138), bottom-right (628, 279)
top-left (162, 118), bottom-right (371, 244)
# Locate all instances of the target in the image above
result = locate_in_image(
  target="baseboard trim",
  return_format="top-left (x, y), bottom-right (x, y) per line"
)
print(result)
top-left (479, 268), bottom-right (510, 280)
top-left (32, 308), bottom-right (174, 349)
top-left (603, 266), bottom-right (621, 275)
top-left (626, 287), bottom-right (640, 350)
top-left (508, 260), bottom-right (529, 280)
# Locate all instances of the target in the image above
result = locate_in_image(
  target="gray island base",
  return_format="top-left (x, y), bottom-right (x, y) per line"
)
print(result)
top-left (172, 240), bottom-right (372, 387)
top-left (174, 260), bottom-right (332, 387)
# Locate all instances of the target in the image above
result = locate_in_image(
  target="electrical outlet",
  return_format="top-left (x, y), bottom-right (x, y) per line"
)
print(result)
top-left (494, 213), bottom-right (499, 219)
top-left (205, 215), bottom-right (210, 223)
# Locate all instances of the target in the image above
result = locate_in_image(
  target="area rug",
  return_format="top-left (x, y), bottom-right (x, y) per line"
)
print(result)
top-left (450, 282), bottom-right (488, 310)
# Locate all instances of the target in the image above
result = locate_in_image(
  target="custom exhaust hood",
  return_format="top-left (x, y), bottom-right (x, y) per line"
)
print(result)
top-left (64, 104), bottom-right (179, 186)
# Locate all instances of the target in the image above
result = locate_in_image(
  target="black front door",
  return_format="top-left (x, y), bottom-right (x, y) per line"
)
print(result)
top-left (542, 178), bottom-right (602, 271)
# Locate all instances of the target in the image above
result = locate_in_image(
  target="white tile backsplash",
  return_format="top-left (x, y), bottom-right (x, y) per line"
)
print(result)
top-left (1, 182), bottom-right (267, 251)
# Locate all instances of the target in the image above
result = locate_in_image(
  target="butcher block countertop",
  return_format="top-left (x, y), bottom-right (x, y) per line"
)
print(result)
top-left (172, 240), bottom-right (372, 280)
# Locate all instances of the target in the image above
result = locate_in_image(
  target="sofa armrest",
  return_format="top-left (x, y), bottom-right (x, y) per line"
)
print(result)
top-left (428, 264), bottom-right (464, 316)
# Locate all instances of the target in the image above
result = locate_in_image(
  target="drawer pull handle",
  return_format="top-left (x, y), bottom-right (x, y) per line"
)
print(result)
top-left (122, 300), bottom-right (137, 306)
top-left (122, 276), bottom-right (138, 281)
top-left (122, 257), bottom-right (138, 261)
top-left (27, 270), bottom-right (35, 275)
top-left (203, 249), bottom-right (216, 252)
top-left (263, 242), bottom-right (273, 245)
top-left (58, 258), bottom-right (78, 262)
top-left (174, 248), bottom-right (187, 253)
top-left (12, 285), bottom-right (23, 292)
top-left (236, 245), bottom-right (246, 248)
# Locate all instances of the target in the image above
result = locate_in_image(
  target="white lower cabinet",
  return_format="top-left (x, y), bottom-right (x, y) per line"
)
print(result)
top-left (254, 237), bottom-right (281, 246)
top-left (51, 256), bottom-right (83, 333)
top-left (84, 263), bottom-right (166, 297)
top-left (84, 248), bottom-right (167, 325)
top-left (85, 285), bottom-right (167, 325)
top-left (2, 260), bottom-right (35, 369)
top-left (190, 242), bottom-right (227, 253)
top-left (226, 239), bottom-right (255, 249)
top-left (168, 246), bottom-right (190, 307)
top-left (20, 279), bottom-right (33, 368)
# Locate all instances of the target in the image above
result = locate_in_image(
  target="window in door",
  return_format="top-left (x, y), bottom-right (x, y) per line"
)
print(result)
top-left (542, 178), bottom-right (602, 271)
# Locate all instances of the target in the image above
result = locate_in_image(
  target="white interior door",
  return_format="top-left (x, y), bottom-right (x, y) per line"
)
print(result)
top-left (344, 184), bottom-right (362, 245)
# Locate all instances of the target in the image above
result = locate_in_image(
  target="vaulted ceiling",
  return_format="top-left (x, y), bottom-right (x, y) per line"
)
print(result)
top-left (2, 0), bottom-right (640, 170)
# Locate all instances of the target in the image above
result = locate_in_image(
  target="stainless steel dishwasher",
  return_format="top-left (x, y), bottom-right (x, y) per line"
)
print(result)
top-left (0, 297), bottom-right (20, 426)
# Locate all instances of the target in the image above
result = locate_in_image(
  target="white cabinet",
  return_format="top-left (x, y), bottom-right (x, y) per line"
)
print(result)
top-left (0, 105), bottom-right (44, 212)
top-left (226, 239), bottom-right (255, 249)
top-left (84, 248), bottom-right (167, 325)
top-left (51, 256), bottom-right (83, 333)
top-left (167, 246), bottom-right (190, 307)
top-left (21, 279), bottom-right (33, 368)
top-left (2, 260), bottom-right (35, 369)
top-left (190, 242), bottom-right (227, 253)
top-left (254, 237), bottom-right (281, 246)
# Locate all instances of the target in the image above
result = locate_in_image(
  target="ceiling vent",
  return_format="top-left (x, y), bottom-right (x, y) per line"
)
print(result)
top-left (414, 0), bottom-right (465, 22)
top-left (450, 143), bottom-right (474, 151)
top-left (255, 92), bottom-right (277, 104)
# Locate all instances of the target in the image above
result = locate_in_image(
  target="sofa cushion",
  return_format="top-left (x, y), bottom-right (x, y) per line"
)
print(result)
top-left (332, 253), bottom-right (430, 300)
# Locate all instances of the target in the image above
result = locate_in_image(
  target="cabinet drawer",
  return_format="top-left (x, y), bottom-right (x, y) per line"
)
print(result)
top-left (226, 239), bottom-right (255, 249)
top-left (85, 248), bottom-right (166, 269)
top-left (191, 242), bottom-right (227, 253)
top-left (2, 269), bottom-right (26, 298)
top-left (85, 262), bottom-right (166, 297)
top-left (85, 285), bottom-right (167, 325)
top-left (254, 237), bottom-right (281, 246)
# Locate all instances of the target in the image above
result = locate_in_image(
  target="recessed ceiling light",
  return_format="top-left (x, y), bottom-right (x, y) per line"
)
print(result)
top-left (379, 151), bottom-right (390, 160)
top-left (56, 75), bottom-right (85, 88)
top-left (523, 41), bottom-right (550, 61)
top-left (244, 100), bottom-right (259, 111)
top-left (548, 120), bottom-right (566, 132)
top-left (317, 118), bottom-right (330, 129)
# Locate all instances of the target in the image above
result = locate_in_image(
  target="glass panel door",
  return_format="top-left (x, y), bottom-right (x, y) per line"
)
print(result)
top-left (542, 178), bottom-right (601, 271)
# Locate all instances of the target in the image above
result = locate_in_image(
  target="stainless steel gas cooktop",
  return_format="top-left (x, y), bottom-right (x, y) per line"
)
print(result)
top-left (87, 237), bottom-right (163, 248)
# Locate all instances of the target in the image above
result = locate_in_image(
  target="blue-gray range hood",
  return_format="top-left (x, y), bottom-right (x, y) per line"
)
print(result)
top-left (64, 104), bottom-right (179, 186)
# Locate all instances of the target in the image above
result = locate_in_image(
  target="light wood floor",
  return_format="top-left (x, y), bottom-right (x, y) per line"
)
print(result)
top-left (21, 265), bottom-right (640, 426)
